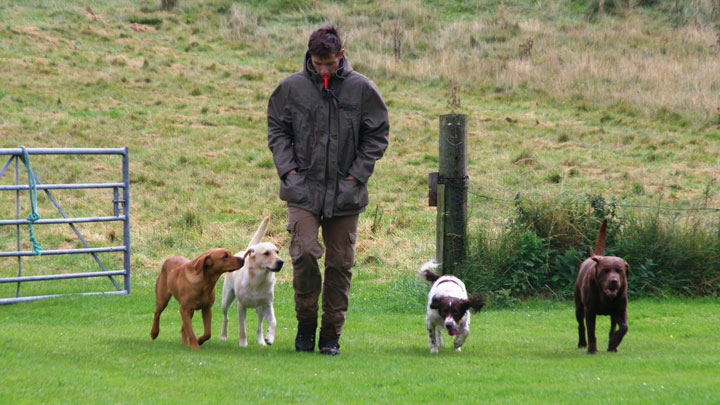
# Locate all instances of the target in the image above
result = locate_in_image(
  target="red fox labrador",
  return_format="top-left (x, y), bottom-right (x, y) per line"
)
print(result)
top-left (150, 248), bottom-right (244, 349)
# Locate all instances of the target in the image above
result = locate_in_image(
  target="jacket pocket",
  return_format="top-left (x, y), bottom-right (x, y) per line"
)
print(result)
top-left (343, 232), bottom-right (357, 268)
top-left (286, 220), bottom-right (302, 262)
top-left (334, 176), bottom-right (368, 212)
top-left (279, 172), bottom-right (309, 205)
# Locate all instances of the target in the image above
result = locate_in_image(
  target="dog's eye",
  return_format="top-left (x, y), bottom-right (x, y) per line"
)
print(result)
top-left (264, 252), bottom-right (270, 256)
top-left (223, 253), bottom-right (228, 258)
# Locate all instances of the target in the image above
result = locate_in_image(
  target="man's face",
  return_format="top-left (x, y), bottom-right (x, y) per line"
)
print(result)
top-left (311, 49), bottom-right (344, 77)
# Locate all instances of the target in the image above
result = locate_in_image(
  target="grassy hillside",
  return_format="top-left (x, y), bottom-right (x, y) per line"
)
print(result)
top-left (2, 0), bottom-right (719, 288)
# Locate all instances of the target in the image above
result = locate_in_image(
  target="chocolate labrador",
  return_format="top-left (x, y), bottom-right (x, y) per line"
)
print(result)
top-left (151, 248), bottom-right (244, 349)
top-left (574, 220), bottom-right (629, 354)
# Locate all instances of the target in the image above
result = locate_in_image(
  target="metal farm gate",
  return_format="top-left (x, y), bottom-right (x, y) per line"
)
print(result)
top-left (0, 147), bottom-right (130, 304)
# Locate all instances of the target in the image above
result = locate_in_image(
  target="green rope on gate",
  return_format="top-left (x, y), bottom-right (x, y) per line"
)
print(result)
top-left (19, 146), bottom-right (43, 256)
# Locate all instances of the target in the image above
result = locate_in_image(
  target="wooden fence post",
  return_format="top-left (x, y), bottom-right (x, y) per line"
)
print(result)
top-left (429, 114), bottom-right (468, 274)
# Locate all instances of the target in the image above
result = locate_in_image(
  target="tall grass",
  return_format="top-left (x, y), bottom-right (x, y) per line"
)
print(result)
top-left (310, 1), bottom-right (720, 123)
top-left (458, 194), bottom-right (720, 304)
top-left (163, 0), bottom-right (720, 124)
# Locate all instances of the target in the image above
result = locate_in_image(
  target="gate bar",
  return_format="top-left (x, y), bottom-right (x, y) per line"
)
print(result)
top-left (122, 147), bottom-right (130, 294)
top-left (15, 156), bottom-right (21, 297)
top-left (0, 183), bottom-right (124, 191)
top-left (0, 290), bottom-right (127, 305)
top-left (0, 215), bottom-right (126, 226)
top-left (0, 270), bottom-right (126, 283)
top-left (0, 148), bottom-right (126, 155)
top-left (0, 246), bottom-right (126, 258)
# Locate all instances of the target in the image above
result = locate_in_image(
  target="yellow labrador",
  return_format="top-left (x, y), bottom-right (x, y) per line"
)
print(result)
top-left (220, 216), bottom-right (284, 347)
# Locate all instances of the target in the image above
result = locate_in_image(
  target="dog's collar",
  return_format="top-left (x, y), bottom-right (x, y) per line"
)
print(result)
top-left (435, 278), bottom-right (462, 288)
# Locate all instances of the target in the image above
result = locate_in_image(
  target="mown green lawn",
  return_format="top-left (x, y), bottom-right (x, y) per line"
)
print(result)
top-left (2, 281), bottom-right (718, 403)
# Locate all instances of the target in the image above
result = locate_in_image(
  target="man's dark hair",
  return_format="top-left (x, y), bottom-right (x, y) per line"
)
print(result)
top-left (308, 25), bottom-right (343, 58)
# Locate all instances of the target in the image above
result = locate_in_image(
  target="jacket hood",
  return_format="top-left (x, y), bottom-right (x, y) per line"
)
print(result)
top-left (303, 51), bottom-right (353, 82)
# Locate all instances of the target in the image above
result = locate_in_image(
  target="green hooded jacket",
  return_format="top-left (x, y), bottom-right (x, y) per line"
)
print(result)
top-left (267, 52), bottom-right (389, 218)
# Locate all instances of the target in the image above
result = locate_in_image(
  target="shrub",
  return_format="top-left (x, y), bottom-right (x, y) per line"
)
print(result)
top-left (457, 194), bottom-right (720, 302)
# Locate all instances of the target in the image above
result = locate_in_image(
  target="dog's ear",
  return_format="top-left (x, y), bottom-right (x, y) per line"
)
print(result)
top-left (194, 254), bottom-right (212, 274)
top-left (589, 257), bottom-right (600, 282)
top-left (462, 295), bottom-right (486, 313)
top-left (589, 248), bottom-right (597, 258)
top-left (430, 295), bottom-right (442, 310)
top-left (623, 260), bottom-right (630, 278)
top-left (244, 248), bottom-right (254, 260)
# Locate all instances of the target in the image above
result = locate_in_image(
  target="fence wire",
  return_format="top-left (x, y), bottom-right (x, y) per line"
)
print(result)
top-left (465, 179), bottom-right (720, 237)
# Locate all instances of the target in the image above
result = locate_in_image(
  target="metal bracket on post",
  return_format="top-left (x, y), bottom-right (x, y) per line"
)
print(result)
top-left (428, 172), bottom-right (438, 207)
top-left (435, 183), bottom-right (445, 266)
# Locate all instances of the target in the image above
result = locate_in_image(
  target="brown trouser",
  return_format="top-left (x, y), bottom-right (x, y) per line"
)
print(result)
top-left (287, 206), bottom-right (358, 342)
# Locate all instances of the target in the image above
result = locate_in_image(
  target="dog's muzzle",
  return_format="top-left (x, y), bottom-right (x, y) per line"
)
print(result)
top-left (445, 319), bottom-right (459, 335)
top-left (604, 278), bottom-right (620, 298)
top-left (268, 259), bottom-right (284, 272)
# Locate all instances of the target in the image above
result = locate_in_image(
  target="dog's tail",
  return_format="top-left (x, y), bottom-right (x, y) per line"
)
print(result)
top-left (247, 215), bottom-right (270, 250)
top-left (591, 219), bottom-right (607, 257)
top-left (420, 261), bottom-right (441, 283)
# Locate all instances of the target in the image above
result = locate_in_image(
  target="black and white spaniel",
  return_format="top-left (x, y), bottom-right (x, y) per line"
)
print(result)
top-left (420, 262), bottom-right (485, 354)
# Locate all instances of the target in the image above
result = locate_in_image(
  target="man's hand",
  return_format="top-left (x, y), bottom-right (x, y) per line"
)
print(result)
top-left (282, 169), bottom-right (298, 180)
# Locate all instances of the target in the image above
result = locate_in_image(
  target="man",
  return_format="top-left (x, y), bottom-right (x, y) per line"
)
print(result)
top-left (267, 25), bottom-right (389, 355)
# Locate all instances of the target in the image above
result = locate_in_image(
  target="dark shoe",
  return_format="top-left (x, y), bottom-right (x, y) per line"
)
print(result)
top-left (318, 337), bottom-right (340, 356)
top-left (295, 323), bottom-right (316, 352)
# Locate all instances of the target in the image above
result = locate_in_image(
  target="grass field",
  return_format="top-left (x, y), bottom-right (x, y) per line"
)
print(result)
top-left (2, 0), bottom-right (720, 402)
top-left (2, 285), bottom-right (719, 403)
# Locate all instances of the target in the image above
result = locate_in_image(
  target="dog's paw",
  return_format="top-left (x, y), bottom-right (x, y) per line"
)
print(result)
top-left (430, 347), bottom-right (438, 354)
top-left (607, 347), bottom-right (618, 352)
top-left (257, 338), bottom-right (267, 346)
top-left (265, 337), bottom-right (274, 346)
top-left (219, 334), bottom-right (228, 340)
top-left (238, 340), bottom-right (248, 348)
top-left (454, 346), bottom-right (462, 352)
